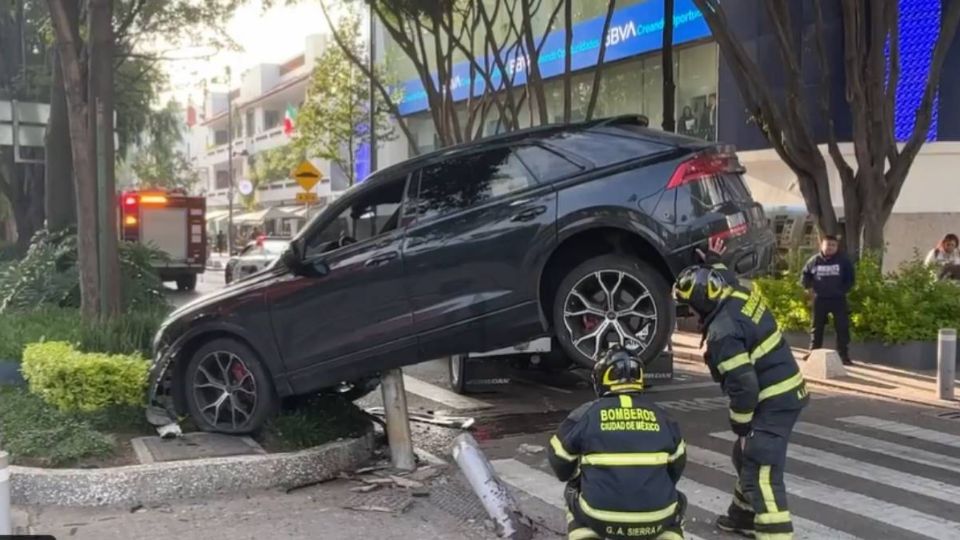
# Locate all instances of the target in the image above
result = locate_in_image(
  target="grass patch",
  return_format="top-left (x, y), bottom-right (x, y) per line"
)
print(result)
top-left (257, 395), bottom-right (373, 453)
top-left (0, 385), bottom-right (151, 467)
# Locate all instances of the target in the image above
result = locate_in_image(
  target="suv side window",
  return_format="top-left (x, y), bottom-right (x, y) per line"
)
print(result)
top-left (514, 145), bottom-right (583, 183)
top-left (304, 175), bottom-right (407, 257)
top-left (413, 147), bottom-right (536, 221)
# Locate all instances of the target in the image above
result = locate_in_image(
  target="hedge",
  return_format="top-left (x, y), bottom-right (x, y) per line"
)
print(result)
top-left (21, 341), bottom-right (149, 413)
top-left (753, 256), bottom-right (960, 344)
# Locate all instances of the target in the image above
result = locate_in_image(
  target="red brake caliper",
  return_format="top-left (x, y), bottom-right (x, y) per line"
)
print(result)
top-left (582, 315), bottom-right (601, 331)
top-left (230, 362), bottom-right (249, 386)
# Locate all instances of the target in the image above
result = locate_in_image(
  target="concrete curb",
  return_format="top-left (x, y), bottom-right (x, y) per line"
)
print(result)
top-left (10, 431), bottom-right (374, 507)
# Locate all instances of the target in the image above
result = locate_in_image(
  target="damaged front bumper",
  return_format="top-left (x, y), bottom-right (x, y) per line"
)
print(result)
top-left (145, 344), bottom-right (183, 438)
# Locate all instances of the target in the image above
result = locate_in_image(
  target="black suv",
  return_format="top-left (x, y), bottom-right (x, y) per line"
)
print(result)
top-left (147, 116), bottom-right (775, 434)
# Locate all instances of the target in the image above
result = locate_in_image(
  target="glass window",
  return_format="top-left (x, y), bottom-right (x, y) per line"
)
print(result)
top-left (515, 145), bottom-right (583, 182)
top-left (677, 44), bottom-right (719, 141)
top-left (214, 130), bottom-right (228, 146)
top-left (688, 173), bottom-right (753, 214)
top-left (413, 147), bottom-right (536, 221)
top-left (246, 111), bottom-right (255, 137)
top-left (215, 170), bottom-right (230, 190)
top-left (264, 110), bottom-right (281, 130)
top-left (305, 176), bottom-right (407, 257)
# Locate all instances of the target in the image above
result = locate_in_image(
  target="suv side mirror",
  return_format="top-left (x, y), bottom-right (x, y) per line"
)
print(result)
top-left (282, 243), bottom-right (329, 277)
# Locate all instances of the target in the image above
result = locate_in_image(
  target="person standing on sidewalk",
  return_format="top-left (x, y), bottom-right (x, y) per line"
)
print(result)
top-left (801, 235), bottom-right (856, 365)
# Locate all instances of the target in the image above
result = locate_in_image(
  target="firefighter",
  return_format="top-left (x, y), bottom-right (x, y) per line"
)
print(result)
top-left (548, 346), bottom-right (687, 540)
top-left (674, 238), bottom-right (808, 539)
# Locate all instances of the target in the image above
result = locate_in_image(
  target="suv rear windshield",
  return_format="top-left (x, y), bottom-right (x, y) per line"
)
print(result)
top-left (692, 173), bottom-right (753, 207)
top-left (544, 131), bottom-right (672, 168)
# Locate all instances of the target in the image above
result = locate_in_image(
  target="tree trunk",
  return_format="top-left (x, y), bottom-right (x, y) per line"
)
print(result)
top-left (48, 0), bottom-right (100, 319)
top-left (661, 0), bottom-right (676, 132)
top-left (45, 48), bottom-right (76, 232)
top-left (89, 0), bottom-right (120, 316)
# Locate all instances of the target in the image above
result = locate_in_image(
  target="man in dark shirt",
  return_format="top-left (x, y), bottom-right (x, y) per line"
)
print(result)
top-left (801, 235), bottom-right (856, 365)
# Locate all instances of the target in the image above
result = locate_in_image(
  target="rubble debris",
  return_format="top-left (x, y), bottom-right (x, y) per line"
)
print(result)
top-left (517, 443), bottom-right (545, 455)
top-left (365, 407), bottom-right (475, 429)
top-left (350, 484), bottom-right (381, 493)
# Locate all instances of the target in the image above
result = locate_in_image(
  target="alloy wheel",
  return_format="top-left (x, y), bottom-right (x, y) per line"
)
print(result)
top-left (192, 351), bottom-right (259, 431)
top-left (562, 269), bottom-right (658, 361)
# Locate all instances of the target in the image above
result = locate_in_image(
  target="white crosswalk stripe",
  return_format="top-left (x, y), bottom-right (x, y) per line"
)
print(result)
top-left (794, 421), bottom-right (960, 473)
top-left (687, 444), bottom-right (960, 540)
top-left (838, 415), bottom-right (960, 449)
top-left (712, 431), bottom-right (960, 504)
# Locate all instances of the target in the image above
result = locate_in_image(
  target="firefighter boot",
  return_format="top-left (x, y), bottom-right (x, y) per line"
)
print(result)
top-left (716, 505), bottom-right (756, 538)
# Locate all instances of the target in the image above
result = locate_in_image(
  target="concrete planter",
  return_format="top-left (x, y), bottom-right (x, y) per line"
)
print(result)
top-left (782, 331), bottom-right (956, 371)
top-left (10, 431), bottom-right (375, 507)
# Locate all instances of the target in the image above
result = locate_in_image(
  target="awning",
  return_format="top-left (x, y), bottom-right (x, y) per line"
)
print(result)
top-left (233, 207), bottom-right (297, 224)
top-left (206, 209), bottom-right (230, 224)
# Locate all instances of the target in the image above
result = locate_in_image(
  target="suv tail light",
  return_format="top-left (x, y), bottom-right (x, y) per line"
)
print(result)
top-left (666, 147), bottom-right (744, 189)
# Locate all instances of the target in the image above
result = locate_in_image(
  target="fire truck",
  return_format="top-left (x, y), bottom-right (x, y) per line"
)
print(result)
top-left (119, 189), bottom-right (207, 291)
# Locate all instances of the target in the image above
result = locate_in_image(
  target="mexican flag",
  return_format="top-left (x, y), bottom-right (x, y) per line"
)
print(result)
top-left (283, 105), bottom-right (297, 136)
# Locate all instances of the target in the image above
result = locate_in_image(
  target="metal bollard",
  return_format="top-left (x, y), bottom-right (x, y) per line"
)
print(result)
top-left (0, 450), bottom-right (10, 535)
top-left (380, 369), bottom-right (416, 471)
top-left (452, 434), bottom-right (533, 540)
top-left (938, 328), bottom-right (957, 401)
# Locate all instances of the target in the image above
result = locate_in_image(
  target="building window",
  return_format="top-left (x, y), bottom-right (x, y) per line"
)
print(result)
top-left (677, 44), bottom-right (719, 141)
top-left (264, 110), bottom-right (281, 130)
top-left (246, 110), bottom-right (256, 137)
top-left (215, 170), bottom-right (231, 190)
top-left (214, 130), bottom-right (228, 146)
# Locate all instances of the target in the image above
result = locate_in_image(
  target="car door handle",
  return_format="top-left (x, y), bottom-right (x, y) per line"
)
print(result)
top-left (511, 205), bottom-right (547, 222)
top-left (365, 252), bottom-right (399, 268)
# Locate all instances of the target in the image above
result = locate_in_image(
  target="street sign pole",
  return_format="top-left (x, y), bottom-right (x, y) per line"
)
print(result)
top-left (381, 369), bottom-right (415, 471)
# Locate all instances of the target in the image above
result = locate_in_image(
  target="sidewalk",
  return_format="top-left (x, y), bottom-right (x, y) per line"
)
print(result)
top-left (16, 477), bottom-right (494, 540)
top-left (206, 253), bottom-right (230, 270)
top-left (672, 331), bottom-right (960, 410)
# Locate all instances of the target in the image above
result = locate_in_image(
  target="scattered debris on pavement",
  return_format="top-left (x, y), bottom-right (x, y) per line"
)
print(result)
top-left (517, 443), bottom-right (544, 454)
top-left (365, 407), bottom-right (476, 430)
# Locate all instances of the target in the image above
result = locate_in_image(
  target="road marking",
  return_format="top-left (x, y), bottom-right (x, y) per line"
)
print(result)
top-left (712, 431), bottom-right (960, 504)
top-left (794, 422), bottom-right (960, 473)
top-left (838, 416), bottom-right (960, 449)
top-left (677, 478), bottom-right (859, 540)
top-left (401, 374), bottom-right (492, 410)
top-left (492, 458), bottom-right (565, 508)
top-left (687, 444), bottom-right (960, 540)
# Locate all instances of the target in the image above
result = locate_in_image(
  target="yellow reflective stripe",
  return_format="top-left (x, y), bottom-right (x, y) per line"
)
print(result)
top-left (610, 383), bottom-right (644, 392)
top-left (758, 372), bottom-right (805, 402)
top-left (566, 511), bottom-right (575, 524)
top-left (620, 394), bottom-right (634, 408)
top-left (756, 511), bottom-right (792, 525)
top-left (754, 534), bottom-right (794, 540)
top-left (732, 494), bottom-right (753, 512)
top-left (550, 435), bottom-right (578, 461)
top-left (656, 532), bottom-right (684, 540)
top-left (751, 331), bottom-right (784, 362)
top-left (569, 527), bottom-right (601, 540)
top-left (713, 263), bottom-right (728, 270)
top-left (759, 465), bottom-right (779, 513)
top-left (718, 352), bottom-right (751, 374)
top-left (730, 409), bottom-right (754, 424)
top-left (581, 452), bottom-right (670, 466)
top-left (579, 496), bottom-right (678, 524)
top-left (723, 288), bottom-right (750, 301)
top-left (669, 440), bottom-right (686, 462)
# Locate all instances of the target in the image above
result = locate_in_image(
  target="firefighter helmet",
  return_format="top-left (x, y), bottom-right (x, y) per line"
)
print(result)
top-left (592, 345), bottom-right (645, 396)
top-left (674, 265), bottom-right (727, 317)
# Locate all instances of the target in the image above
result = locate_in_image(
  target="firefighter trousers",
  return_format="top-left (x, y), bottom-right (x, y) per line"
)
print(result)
top-left (564, 484), bottom-right (687, 540)
top-left (727, 408), bottom-right (802, 540)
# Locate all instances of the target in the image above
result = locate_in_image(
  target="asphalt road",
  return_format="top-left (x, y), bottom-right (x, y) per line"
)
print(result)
top-left (164, 268), bottom-right (226, 309)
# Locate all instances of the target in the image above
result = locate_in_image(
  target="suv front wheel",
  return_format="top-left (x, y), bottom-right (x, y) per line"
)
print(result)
top-left (553, 254), bottom-right (673, 368)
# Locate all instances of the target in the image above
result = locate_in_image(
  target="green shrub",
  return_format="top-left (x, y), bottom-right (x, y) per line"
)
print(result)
top-left (0, 228), bottom-right (169, 313)
top-left (0, 307), bottom-right (165, 361)
top-left (260, 395), bottom-right (372, 452)
top-left (753, 254), bottom-right (960, 344)
top-left (21, 341), bottom-right (149, 412)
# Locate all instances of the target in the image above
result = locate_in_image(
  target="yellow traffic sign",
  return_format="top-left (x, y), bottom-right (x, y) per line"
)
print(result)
top-left (296, 191), bottom-right (318, 203)
top-left (291, 160), bottom-right (323, 191)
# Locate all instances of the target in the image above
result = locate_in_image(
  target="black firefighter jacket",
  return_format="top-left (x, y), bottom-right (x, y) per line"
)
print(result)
top-left (703, 264), bottom-right (809, 436)
top-left (548, 393), bottom-right (686, 532)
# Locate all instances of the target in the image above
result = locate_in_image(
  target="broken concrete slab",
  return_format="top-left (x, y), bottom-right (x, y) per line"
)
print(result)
top-left (801, 349), bottom-right (848, 380)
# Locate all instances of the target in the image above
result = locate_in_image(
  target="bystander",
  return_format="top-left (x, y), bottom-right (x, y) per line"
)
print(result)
top-left (802, 235), bottom-right (856, 365)
top-left (924, 233), bottom-right (960, 281)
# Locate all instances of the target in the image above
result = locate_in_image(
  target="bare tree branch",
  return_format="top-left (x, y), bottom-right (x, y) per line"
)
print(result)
top-left (585, 0), bottom-right (617, 120)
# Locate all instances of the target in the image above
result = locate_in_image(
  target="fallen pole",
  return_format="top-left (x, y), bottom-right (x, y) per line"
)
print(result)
top-left (452, 433), bottom-right (533, 540)
top-left (0, 450), bottom-right (10, 535)
top-left (380, 369), bottom-right (416, 471)
top-left (938, 328), bottom-right (956, 401)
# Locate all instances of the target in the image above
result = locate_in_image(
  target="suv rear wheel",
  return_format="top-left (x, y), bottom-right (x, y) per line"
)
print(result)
top-left (184, 338), bottom-right (278, 434)
top-left (553, 254), bottom-right (673, 368)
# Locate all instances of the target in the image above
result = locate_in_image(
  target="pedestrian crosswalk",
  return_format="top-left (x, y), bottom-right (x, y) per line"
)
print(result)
top-left (487, 415), bottom-right (960, 539)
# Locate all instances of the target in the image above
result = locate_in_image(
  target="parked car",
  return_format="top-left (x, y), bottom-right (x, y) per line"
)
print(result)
top-left (147, 115), bottom-right (775, 434)
top-left (224, 237), bottom-right (289, 284)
